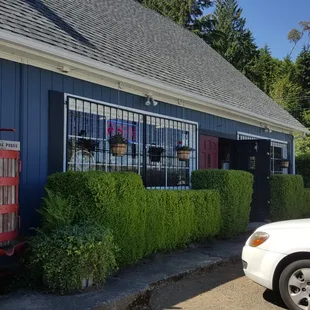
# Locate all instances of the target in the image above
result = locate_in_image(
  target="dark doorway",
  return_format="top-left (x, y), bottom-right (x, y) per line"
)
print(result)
top-left (235, 140), bottom-right (271, 222)
top-left (199, 136), bottom-right (219, 169)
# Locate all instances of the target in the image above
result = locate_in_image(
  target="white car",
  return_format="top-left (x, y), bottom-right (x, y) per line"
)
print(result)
top-left (242, 219), bottom-right (310, 310)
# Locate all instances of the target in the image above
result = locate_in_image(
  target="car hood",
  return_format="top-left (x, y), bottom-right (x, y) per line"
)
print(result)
top-left (257, 219), bottom-right (310, 231)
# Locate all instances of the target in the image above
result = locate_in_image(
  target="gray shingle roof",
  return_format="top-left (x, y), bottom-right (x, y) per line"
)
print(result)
top-left (0, 0), bottom-right (305, 131)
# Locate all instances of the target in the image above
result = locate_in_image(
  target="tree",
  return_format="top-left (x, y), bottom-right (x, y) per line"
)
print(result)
top-left (206, 0), bottom-right (258, 74)
top-left (250, 45), bottom-right (276, 95)
top-left (288, 21), bottom-right (310, 56)
top-left (137, 0), bottom-right (212, 28)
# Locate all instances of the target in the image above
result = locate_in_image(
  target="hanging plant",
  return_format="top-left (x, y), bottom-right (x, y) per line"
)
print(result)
top-left (175, 141), bottom-right (193, 161)
top-left (148, 146), bottom-right (165, 162)
top-left (77, 138), bottom-right (99, 152)
top-left (109, 133), bottom-right (128, 156)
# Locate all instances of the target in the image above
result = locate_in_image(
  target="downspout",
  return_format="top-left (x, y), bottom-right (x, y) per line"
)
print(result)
top-left (292, 138), bottom-right (296, 175)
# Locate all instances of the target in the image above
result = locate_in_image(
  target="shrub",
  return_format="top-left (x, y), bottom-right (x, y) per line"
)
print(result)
top-left (45, 171), bottom-right (222, 267)
top-left (192, 170), bottom-right (254, 239)
top-left (302, 189), bottom-right (310, 218)
top-left (144, 190), bottom-right (221, 255)
top-left (296, 154), bottom-right (310, 188)
top-left (28, 224), bottom-right (118, 293)
top-left (270, 175), bottom-right (305, 221)
top-left (46, 171), bottom-right (146, 266)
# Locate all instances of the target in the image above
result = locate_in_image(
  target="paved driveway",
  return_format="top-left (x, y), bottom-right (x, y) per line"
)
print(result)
top-left (148, 261), bottom-right (287, 310)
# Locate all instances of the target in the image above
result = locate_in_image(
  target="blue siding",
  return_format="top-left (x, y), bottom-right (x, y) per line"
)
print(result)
top-left (0, 58), bottom-right (294, 230)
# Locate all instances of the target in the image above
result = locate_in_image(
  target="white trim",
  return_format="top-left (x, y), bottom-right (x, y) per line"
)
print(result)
top-left (0, 30), bottom-right (308, 135)
top-left (63, 103), bottom-right (68, 172)
top-left (236, 131), bottom-right (288, 145)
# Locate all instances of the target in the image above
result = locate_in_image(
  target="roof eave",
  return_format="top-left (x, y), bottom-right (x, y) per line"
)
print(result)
top-left (0, 30), bottom-right (308, 135)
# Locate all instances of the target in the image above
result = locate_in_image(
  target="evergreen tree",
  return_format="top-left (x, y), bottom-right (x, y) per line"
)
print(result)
top-left (137, 0), bottom-right (212, 28)
top-left (207, 0), bottom-right (258, 74)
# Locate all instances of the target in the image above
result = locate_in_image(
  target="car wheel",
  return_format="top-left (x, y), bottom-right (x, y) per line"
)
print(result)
top-left (279, 260), bottom-right (310, 310)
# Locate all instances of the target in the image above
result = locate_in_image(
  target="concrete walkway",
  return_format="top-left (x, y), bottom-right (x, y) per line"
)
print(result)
top-left (0, 223), bottom-right (264, 310)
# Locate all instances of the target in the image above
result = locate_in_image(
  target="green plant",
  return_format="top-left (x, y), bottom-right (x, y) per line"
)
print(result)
top-left (46, 171), bottom-right (146, 266)
top-left (296, 154), bottom-right (310, 188)
top-left (38, 188), bottom-right (75, 232)
top-left (270, 175), bottom-right (305, 221)
top-left (302, 189), bottom-right (310, 218)
top-left (144, 189), bottom-right (221, 255)
top-left (109, 133), bottom-right (127, 145)
top-left (28, 224), bottom-right (118, 293)
top-left (192, 170), bottom-right (254, 239)
top-left (45, 171), bottom-right (222, 267)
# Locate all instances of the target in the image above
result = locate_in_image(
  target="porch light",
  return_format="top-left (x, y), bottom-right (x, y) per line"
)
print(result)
top-left (145, 95), bottom-right (158, 107)
top-left (280, 159), bottom-right (290, 168)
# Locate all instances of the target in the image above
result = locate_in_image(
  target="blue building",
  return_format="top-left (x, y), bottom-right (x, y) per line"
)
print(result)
top-left (0, 0), bottom-right (307, 228)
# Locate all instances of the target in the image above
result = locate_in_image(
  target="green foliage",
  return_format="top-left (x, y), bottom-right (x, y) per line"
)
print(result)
top-left (28, 224), bottom-right (118, 293)
top-left (109, 133), bottom-right (127, 145)
top-left (45, 171), bottom-right (222, 266)
top-left (144, 189), bottom-right (221, 255)
top-left (206, 0), bottom-right (258, 75)
top-left (270, 175), bottom-right (305, 221)
top-left (296, 153), bottom-right (310, 188)
top-left (46, 171), bottom-right (146, 266)
top-left (191, 169), bottom-right (253, 238)
top-left (138, 0), bottom-right (212, 27)
top-left (38, 189), bottom-right (75, 231)
top-left (296, 135), bottom-right (310, 157)
top-left (303, 189), bottom-right (310, 217)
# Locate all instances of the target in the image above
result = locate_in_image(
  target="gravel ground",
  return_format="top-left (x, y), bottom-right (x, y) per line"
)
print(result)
top-left (148, 260), bottom-right (288, 310)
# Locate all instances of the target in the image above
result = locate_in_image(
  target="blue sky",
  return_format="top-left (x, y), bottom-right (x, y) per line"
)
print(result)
top-left (209, 0), bottom-right (310, 60)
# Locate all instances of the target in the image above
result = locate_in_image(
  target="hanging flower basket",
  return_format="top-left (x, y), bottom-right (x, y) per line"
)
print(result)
top-left (175, 142), bottom-right (193, 161)
top-left (280, 159), bottom-right (290, 168)
top-left (177, 150), bottom-right (190, 161)
top-left (109, 133), bottom-right (127, 157)
top-left (148, 146), bottom-right (165, 162)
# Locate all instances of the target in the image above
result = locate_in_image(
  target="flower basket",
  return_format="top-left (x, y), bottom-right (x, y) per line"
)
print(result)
top-left (175, 142), bottom-right (193, 161)
top-left (280, 159), bottom-right (290, 168)
top-left (110, 143), bottom-right (127, 156)
top-left (148, 146), bottom-right (165, 162)
top-left (177, 150), bottom-right (190, 161)
top-left (109, 133), bottom-right (128, 157)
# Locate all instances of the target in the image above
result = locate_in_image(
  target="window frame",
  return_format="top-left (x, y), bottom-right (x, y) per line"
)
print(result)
top-left (63, 94), bottom-right (199, 189)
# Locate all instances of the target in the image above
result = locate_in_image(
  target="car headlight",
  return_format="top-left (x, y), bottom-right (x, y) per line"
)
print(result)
top-left (248, 231), bottom-right (270, 247)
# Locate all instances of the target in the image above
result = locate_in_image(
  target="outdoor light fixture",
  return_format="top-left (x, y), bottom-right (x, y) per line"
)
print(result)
top-left (145, 95), bottom-right (158, 107)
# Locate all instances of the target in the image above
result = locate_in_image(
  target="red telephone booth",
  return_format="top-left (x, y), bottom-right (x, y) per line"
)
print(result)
top-left (0, 129), bottom-right (24, 258)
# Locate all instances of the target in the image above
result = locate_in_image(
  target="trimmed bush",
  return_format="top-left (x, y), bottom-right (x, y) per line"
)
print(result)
top-left (46, 171), bottom-right (146, 266)
top-left (144, 190), bottom-right (221, 255)
top-left (192, 170), bottom-right (254, 239)
top-left (296, 154), bottom-right (310, 188)
top-left (270, 175), bottom-right (305, 221)
top-left (28, 224), bottom-right (118, 293)
top-left (45, 171), bottom-right (222, 267)
top-left (303, 189), bottom-right (310, 218)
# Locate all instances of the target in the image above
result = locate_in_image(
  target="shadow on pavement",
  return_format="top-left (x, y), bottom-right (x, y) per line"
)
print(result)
top-left (263, 289), bottom-right (287, 309)
top-left (148, 261), bottom-right (244, 310)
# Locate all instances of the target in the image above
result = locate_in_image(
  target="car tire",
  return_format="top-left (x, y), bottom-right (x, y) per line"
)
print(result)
top-left (279, 259), bottom-right (310, 310)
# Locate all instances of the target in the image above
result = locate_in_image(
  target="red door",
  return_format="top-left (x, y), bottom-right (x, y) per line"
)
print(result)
top-left (199, 136), bottom-right (219, 169)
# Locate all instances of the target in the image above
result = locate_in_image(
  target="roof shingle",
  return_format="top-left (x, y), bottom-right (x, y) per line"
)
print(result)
top-left (0, 0), bottom-right (305, 131)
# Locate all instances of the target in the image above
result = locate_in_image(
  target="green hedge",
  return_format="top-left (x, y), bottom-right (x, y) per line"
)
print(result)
top-left (144, 190), bottom-right (221, 255)
top-left (296, 154), bottom-right (310, 188)
top-left (45, 171), bottom-right (221, 266)
top-left (270, 175), bottom-right (305, 221)
top-left (303, 189), bottom-right (310, 218)
top-left (191, 170), bottom-right (253, 238)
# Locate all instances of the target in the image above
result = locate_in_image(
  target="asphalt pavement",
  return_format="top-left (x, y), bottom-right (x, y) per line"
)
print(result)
top-left (148, 260), bottom-right (287, 310)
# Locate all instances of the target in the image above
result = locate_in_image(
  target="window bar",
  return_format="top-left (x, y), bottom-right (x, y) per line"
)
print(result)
top-left (142, 115), bottom-right (147, 186)
top-left (96, 102), bottom-right (99, 171)
top-left (74, 99), bottom-right (78, 171)
top-left (137, 114), bottom-right (141, 175)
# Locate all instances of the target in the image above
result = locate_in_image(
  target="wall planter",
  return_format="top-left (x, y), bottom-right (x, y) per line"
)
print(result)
top-left (148, 146), bottom-right (165, 162)
top-left (109, 133), bottom-right (127, 157)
